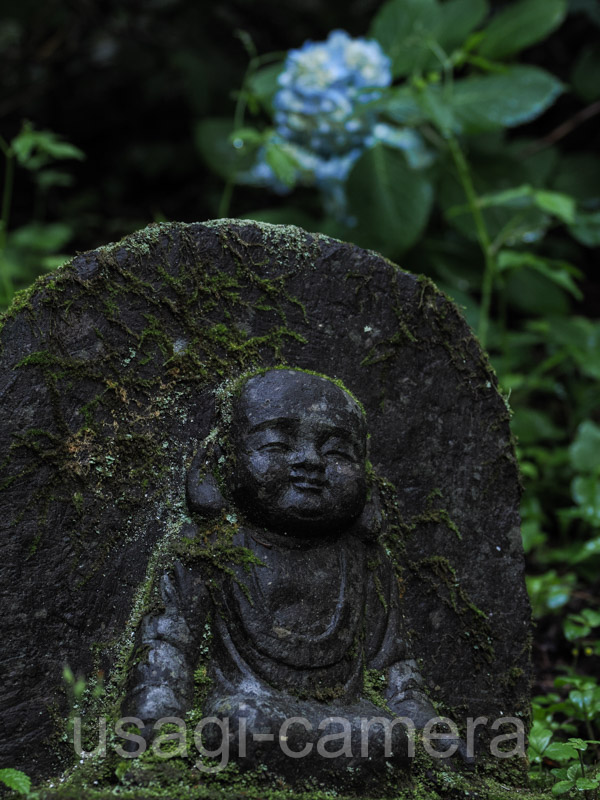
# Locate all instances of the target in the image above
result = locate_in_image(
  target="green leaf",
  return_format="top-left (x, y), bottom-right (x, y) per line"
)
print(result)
top-left (569, 211), bottom-right (600, 247)
top-left (545, 741), bottom-right (579, 761)
top-left (571, 477), bottom-right (600, 527)
top-left (571, 44), bottom-right (600, 102)
top-left (10, 223), bottom-right (73, 253)
top-left (230, 127), bottom-right (264, 147)
top-left (477, 0), bottom-right (567, 60)
top-left (37, 137), bottom-right (84, 162)
top-left (475, 186), bottom-right (576, 224)
top-left (533, 190), bottom-right (575, 224)
top-left (526, 570), bottom-right (576, 616)
top-left (569, 420), bottom-right (600, 473)
top-left (539, 317), bottom-right (600, 379)
top-left (194, 118), bottom-right (256, 181)
top-left (0, 768), bottom-right (31, 795)
top-left (497, 251), bottom-right (582, 299)
top-left (567, 762), bottom-right (584, 780)
top-left (348, 144), bottom-right (433, 256)
top-left (551, 767), bottom-right (571, 781)
top-left (380, 86), bottom-right (427, 125)
top-left (576, 778), bottom-right (600, 790)
top-left (264, 142), bottom-right (298, 188)
top-left (370, 0), bottom-right (442, 77)
top-left (11, 122), bottom-right (84, 168)
top-left (505, 269), bottom-right (570, 315)
top-left (567, 537), bottom-right (600, 564)
top-left (439, 151), bottom-right (551, 245)
top-left (449, 66), bottom-right (564, 132)
top-left (247, 62), bottom-right (283, 111)
top-left (580, 608), bottom-right (600, 626)
top-left (35, 169), bottom-right (74, 190)
top-left (563, 618), bottom-right (591, 642)
top-left (512, 408), bottom-right (565, 445)
top-left (569, 687), bottom-right (600, 720)
top-left (555, 674), bottom-right (597, 690)
top-left (437, 0), bottom-right (489, 53)
top-left (552, 779), bottom-right (575, 795)
top-left (414, 83), bottom-right (458, 135)
top-left (567, 738), bottom-right (589, 750)
top-left (521, 519), bottom-right (546, 553)
top-left (477, 185), bottom-right (536, 209)
top-left (528, 721), bottom-right (553, 758)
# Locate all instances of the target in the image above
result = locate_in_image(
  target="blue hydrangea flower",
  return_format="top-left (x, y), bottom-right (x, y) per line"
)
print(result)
top-left (274, 30), bottom-right (391, 157)
top-left (241, 30), bottom-right (433, 222)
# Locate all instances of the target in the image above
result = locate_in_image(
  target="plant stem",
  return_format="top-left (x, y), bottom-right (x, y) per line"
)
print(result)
top-left (447, 134), bottom-right (496, 349)
top-left (577, 749), bottom-right (593, 800)
top-left (217, 61), bottom-right (252, 219)
top-left (578, 748), bottom-right (586, 777)
top-left (218, 49), bottom-right (285, 219)
top-left (218, 180), bottom-right (234, 219)
top-left (586, 720), bottom-right (595, 741)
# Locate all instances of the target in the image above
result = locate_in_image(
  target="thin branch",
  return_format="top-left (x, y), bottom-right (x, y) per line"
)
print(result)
top-left (447, 135), bottom-right (495, 349)
top-left (521, 99), bottom-right (600, 157)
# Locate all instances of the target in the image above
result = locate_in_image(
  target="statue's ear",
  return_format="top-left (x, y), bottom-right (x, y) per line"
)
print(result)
top-left (350, 480), bottom-right (386, 542)
top-left (186, 445), bottom-right (226, 518)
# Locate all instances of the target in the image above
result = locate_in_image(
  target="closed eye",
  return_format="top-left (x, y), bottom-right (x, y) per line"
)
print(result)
top-left (258, 442), bottom-right (290, 452)
top-left (323, 449), bottom-right (356, 462)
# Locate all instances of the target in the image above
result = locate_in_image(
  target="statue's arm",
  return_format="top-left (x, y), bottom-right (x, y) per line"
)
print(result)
top-left (122, 452), bottom-right (223, 742)
top-left (123, 556), bottom-right (210, 733)
top-left (127, 441), bottom-right (225, 723)
top-left (382, 658), bottom-right (437, 726)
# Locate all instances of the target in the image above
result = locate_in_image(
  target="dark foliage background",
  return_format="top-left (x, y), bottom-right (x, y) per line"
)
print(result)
top-left (1, 0), bottom-right (597, 254)
top-left (1, 0), bottom-right (390, 249)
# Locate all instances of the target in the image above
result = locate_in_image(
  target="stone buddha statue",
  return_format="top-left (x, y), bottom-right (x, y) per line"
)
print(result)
top-left (124, 368), bottom-right (463, 783)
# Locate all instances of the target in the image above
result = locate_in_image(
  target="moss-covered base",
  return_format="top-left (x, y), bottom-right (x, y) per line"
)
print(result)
top-left (25, 736), bottom-right (550, 800)
top-left (29, 770), bottom-right (554, 800)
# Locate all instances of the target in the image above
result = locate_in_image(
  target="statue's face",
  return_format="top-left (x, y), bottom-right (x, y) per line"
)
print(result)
top-left (228, 370), bottom-right (367, 537)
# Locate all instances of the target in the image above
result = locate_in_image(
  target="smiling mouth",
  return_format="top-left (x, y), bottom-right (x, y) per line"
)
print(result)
top-left (290, 478), bottom-right (326, 492)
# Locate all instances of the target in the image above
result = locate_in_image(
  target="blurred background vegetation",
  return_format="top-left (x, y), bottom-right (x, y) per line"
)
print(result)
top-left (1, 0), bottom-right (599, 795)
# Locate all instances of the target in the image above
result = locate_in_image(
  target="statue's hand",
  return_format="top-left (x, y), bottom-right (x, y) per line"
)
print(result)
top-left (456, 737), bottom-right (476, 768)
top-left (186, 445), bottom-right (227, 517)
top-left (420, 726), bottom-right (475, 770)
top-left (385, 662), bottom-right (476, 768)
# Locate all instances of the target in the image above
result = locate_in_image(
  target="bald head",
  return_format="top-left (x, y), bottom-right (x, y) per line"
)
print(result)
top-left (237, 369), bottom-right (365, 440)
top-left (227, 369), bottom-right (367, 537)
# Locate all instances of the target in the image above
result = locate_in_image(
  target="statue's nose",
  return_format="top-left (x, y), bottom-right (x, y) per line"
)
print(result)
top-left (292, 442), bottom-right (322, 470)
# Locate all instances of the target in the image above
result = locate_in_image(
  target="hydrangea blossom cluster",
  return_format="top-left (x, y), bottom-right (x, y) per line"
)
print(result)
top-left (275, 30), bottom-right (391, 159)
top-left (241, 30), bottom-right (431, 221)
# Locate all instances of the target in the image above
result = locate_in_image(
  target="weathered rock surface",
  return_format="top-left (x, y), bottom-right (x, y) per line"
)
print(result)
top-left (0, 220), bottom-right (530, 781)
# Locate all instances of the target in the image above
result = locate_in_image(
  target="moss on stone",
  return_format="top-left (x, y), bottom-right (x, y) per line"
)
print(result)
top-left (408, 555), bottom-right (494, 665)
top-left (362, 668), bottom-right (390, 712)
